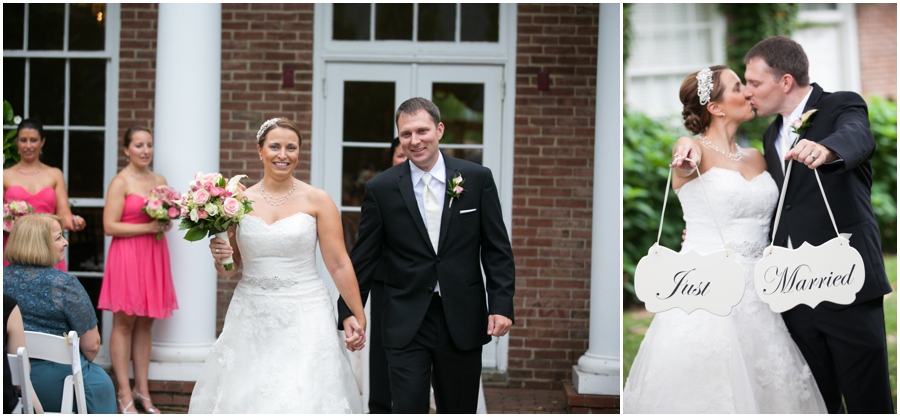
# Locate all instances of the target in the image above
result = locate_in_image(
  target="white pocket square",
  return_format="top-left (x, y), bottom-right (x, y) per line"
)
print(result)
top-left (460, 208), bottom-right (477, 214)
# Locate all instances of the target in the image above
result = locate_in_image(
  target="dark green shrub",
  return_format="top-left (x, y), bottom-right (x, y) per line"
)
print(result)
top-left (868, 97), bottom-right (897, 253)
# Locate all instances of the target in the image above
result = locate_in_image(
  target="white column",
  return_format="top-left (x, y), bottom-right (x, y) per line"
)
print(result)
top-left (571, 3), bottom-right (621, 395)
top-left (148, 3), bottom-right (222, 381)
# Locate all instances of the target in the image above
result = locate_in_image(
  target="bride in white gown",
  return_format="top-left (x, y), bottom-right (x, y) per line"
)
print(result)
top-left (622, 66), bottom-right (827, 413)
top-left (189, 118), bottom-right (367, 413)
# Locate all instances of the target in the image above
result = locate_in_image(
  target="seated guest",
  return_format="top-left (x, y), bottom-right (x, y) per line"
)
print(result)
top-left (3, 214), bottom-right (116, 413)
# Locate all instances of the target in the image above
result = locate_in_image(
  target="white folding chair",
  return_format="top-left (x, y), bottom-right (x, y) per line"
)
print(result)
top-left (23, 331), bottom-right (87, 414)
top-left (7, 346), bottom-right (35, 414)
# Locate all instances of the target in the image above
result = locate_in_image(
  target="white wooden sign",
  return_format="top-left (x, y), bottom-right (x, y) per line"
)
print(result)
top-left (635, 244), bottom-right (745, 315)
top-left (754, 236), bottom-right (864, 312)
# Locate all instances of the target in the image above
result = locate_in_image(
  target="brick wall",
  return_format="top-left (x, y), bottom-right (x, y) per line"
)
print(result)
top-left (118, 3), bottom-right (158, 167)
top-left (856, 3), bottom-right (897, 100)
top-left (510, 4), bottom-right (598, 390)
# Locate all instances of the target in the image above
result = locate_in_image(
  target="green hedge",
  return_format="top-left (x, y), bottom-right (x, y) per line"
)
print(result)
top-left (623, 99), bottom-right (898, 304)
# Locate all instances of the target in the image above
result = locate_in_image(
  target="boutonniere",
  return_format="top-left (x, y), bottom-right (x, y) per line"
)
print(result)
top-left (790, 109), bottom-right (818, 137)
top-left (446, 173), bottom-right (466, 208)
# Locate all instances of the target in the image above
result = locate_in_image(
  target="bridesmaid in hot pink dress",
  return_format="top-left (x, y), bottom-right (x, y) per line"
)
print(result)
top-left (98, 126), bottom-right (177, 414)
top-left (3, 119), bottom-right (86, 271)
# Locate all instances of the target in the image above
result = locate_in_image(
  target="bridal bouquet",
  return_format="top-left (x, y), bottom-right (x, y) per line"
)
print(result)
top-left (178, 172), bottom-right (253, 270)
top-left (143, 185), bottom-right (182, 240)
top-left (3, 200), bottom-right (34, 232)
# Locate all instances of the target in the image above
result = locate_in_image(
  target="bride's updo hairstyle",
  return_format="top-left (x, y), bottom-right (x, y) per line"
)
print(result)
top-left (256, 118), bottom-right (303, 147)
top-left (679, 65), bottom-right (728, 135)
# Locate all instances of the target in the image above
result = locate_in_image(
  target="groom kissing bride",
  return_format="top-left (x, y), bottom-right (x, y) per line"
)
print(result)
top-left (625, 36), bottom-right (893, 413)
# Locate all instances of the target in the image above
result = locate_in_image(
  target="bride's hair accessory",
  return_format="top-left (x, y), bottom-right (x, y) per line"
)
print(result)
top-left (697, 68), bottom-right (714, 105)
top-left (257, 118), bottom-right (282, 142)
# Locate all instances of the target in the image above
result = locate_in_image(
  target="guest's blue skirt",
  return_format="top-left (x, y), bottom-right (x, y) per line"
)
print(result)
top-left (30, 354), bottom-right (116, 413)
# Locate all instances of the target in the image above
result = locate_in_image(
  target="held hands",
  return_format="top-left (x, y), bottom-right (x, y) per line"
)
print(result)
top-left (785, 139), bottom-right (835, 169)
top-left (487, 314), bottom-right (512, 337)
top-left (342, 316), bottom-right (367, 352)
top-left (671, 137), bottom-right (701, 175)
top-left (209, 232), bottom-right (234, 267)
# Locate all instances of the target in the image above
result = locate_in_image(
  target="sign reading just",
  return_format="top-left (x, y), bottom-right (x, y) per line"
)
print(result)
top-left (754, 236), bottom-right (864, 313)
top-left (635, 244), bottom-right (745, 316)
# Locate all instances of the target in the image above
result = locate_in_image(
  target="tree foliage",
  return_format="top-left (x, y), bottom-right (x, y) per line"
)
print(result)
top-left (4, 100), bottom-right (20, 169)
top-left (868, 97), bottom-right (898, 253)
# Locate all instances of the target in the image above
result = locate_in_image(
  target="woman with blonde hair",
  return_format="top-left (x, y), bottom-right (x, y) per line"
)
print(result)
top-left (3, 214), bottom-right (116, 413)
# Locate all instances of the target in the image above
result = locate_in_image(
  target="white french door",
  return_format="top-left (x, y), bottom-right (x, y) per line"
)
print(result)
top-left (320, 62), bottom-right (506, 370)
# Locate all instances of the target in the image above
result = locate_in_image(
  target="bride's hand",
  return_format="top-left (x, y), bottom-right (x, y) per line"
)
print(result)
top-left (671, 136), bottom-right (701, 174)
top-left (342, 316), bottom-right (366, 352)
top-left (209, 232), bottom-right (233, 266)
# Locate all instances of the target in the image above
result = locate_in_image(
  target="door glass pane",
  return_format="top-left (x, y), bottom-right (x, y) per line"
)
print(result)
top-left (3, 3), bottom-right (24, 50)
top-left (432, 83), bottom-right (484, 146)
top-left (343, 81), bottom-right (395, 143)
top-left (418, 4), bottom-right (455, 42)
top-left (333, 3), bottom-right (370, 41)
top-left (342, 146), bottom-right (392, 207)
top-left (375, 4), bottom-right (412, 40)
top-left (68, 206), bottom-right (105, 272)
top-left (41, 130), bottom-right (64, 171)
top-left (28, 4), bottom-right (65, 50)
top-left (30, 58), bottom-right (66, 125)
top-left (68, 131), bottom-right (104, 198)
top-left (441, 148), bottom-right (483, 166)
top-left (460, 4), bottom-right (499, 42)
top-left (69, 4), bottom-right (106, 51)
top-left (70, 59), bottom-right (106, 126)
top-left (3, 58), bottom-right (25, 118)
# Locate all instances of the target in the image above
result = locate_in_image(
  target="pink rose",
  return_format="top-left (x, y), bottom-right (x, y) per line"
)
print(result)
top-left (792, 118), bottom-right (803, 130)
top-left (193, 188), bottom-right (210, 205)
top-left (181, 206), bottom-right (189, 218)
top-left (222, 197), bottom-right (240, 218)
top-left (168, 206), bottom-right (180, 218)
top-left (210, 187), bottom-right (225, 197)
top-left (454, 185), bottom-right (464, 194)
top-left (3, 220), bottom-right (13, 232)
top-left (198, 210), bottom-right (208, 219)
top-left (146, 198), bottom-right (162, 212)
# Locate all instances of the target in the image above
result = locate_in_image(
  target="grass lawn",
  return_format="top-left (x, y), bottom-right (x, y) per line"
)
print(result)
top-left (623, 255), bottom-right (898, 411)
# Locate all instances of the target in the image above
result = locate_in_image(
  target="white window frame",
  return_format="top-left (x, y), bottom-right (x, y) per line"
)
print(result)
top-left (2, 4), bottom-right (121, 277)
top-left (795, 3), bottom-right (861, 93)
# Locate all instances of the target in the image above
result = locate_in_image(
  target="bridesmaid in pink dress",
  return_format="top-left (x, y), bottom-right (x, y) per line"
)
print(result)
top-left (98, 126), bottom-right (178, 414)
top-left (3, 119), bottom-right (86, 271)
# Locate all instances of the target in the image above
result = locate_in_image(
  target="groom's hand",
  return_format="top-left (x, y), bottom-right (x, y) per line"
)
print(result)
top-left (342, 316), bottom-right (367, 351)
top-left (487, 314), bottom-right (512, 337)
top-left (785, 139), bottom-right (836, 169)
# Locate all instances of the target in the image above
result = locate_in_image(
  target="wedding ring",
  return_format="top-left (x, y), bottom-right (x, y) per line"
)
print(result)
top-left (216, 249), bottom-right (220, 254)
top-left (810, 154), bottom-right (817, 160)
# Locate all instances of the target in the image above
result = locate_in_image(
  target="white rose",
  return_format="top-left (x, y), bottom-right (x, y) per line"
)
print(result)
top-left (205, 202), bottom-right (218, 217)
top-left (190, 208), bottom-right (199, 222)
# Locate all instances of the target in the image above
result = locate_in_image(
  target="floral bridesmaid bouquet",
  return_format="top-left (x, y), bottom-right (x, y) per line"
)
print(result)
top-left (3, 200), bottom-right (34, 232)
top-left (178, 172), bottom-right (254, 271)
top-left (142, 185), bottom-right (182, 240)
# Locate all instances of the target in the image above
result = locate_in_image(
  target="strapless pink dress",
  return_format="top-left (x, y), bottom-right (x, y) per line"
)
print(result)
top-left (98, 194), bottom-right (178, 318)
top-left (3, 186), bottom-right (67, 271)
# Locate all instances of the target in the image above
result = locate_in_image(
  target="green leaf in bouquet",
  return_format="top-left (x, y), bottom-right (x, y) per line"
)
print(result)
top-left (183, 225), bottom-right (209, 242)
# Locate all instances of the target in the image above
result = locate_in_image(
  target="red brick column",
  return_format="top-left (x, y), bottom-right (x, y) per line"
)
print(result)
top-left (118, 3), bottom-right (158, 168)
top-left (856, 4), bottom-right (897, 100)
top-left (511, 4), bottom-right (598, 389)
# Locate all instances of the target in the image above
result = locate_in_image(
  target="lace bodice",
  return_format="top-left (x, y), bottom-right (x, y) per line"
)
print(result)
top-left (237, 212), bottom-right (319, 289)
top-left (676, 167), bottom-right (778, 259)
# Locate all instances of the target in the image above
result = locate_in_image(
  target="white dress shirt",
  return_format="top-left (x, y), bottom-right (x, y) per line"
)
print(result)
top-left (408, 153), bottom-right (446, 294)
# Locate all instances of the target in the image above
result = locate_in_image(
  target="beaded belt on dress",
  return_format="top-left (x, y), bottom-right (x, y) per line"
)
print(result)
top-left (241, 276), bottom-right (298, 291)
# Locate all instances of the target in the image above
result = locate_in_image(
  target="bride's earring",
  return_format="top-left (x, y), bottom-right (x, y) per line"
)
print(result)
top-left (721, 112), bottom-right (726, 117)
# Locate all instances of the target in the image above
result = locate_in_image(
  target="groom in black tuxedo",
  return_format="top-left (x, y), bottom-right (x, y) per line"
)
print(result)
top-left (338, 97), bottom-right (515, 413)
top-left (744, 36), bottom-right (893, 413)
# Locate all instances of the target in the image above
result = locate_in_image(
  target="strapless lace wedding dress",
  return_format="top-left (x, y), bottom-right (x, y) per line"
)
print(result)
top-left (623, 168), bottom-right (827, 414)
top-left (189, 213), bottom-right (362, 414)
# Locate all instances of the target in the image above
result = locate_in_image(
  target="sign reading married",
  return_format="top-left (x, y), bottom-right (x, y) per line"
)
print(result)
top-left (754, 236), bottom-right (864, 313)
top-left (634, 244), bottom-right (745, 316)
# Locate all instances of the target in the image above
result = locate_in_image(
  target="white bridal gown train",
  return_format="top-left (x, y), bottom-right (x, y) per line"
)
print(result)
top-left (189, 212), bottom-right (362, 413)
top-left (623, 167), bottom-right (827, 414)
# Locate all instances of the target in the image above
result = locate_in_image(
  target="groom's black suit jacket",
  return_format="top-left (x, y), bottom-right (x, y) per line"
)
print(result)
top-left (763, 83), bottom-right (892, 307)
top-left (338, 153), bottom-right (515, 351)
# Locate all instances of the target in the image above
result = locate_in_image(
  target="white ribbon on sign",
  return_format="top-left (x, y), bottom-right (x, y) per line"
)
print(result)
top-left (754, 155), bottom-right (865, 312)
top-left (634, 162), bottom-right (745, 316)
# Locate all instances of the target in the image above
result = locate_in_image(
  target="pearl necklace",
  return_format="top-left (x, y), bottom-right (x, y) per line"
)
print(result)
top-left (699, 135), bottom-right (743, 162)
top-left (259, 180), bottom-right (297, 206)
top-left (16, 166), bottom-right (41, 176)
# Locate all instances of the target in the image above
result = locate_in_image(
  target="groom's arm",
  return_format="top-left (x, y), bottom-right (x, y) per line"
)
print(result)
top-left (478, 170), bottom-right (516, 323)
top-left (337, 181), bottom-right (384, 330)
top-left (815, 92), bottom-right (875, 175)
